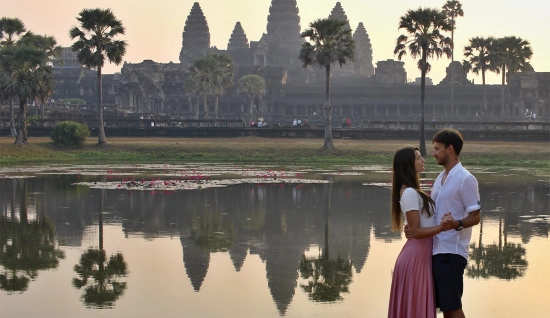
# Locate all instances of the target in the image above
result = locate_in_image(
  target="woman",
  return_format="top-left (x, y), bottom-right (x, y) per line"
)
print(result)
top-left (388, 147), bottom-right (444, 318)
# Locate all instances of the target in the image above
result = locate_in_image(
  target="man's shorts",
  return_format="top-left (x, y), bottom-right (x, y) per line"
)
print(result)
top-left (432, 253), bottom-right (468, 312)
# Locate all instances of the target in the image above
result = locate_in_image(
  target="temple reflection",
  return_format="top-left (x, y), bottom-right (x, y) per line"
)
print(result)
top-left (0, 171), bottom-right (547, 314)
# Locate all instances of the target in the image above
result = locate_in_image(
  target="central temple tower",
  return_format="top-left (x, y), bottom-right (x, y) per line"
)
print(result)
top-left (264, 0), bottom-right (303, 67)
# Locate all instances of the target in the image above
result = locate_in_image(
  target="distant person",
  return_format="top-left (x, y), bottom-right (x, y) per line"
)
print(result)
top-left (293, 119), bottom-right (298, 127)
top-left (388, 147), bottom-right (451, 318)
top-left (405, 128), bottom-right (481, 318)
top-left (297, 119), bottom-right (302, 126)
top-left (303, 118), bottom-right (309, 126)
top-left (342, 117), bottom-right (347, 128)
top-left (346, 117), bottom-right (351, 128)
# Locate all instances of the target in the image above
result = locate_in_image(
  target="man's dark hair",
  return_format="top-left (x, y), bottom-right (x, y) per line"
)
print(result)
top-left (432, 128), bottom-right (464, 155)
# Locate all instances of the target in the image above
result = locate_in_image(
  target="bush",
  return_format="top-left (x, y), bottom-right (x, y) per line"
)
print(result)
top-left (51, 121), bottom-right (90, 148)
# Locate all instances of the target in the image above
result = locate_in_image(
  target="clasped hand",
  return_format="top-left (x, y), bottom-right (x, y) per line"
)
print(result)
top-left (404, 212), bottom-right (455, 239)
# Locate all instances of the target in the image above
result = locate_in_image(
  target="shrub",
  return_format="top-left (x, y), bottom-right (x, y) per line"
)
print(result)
top-left (51, 121), bottom-right (90, 148)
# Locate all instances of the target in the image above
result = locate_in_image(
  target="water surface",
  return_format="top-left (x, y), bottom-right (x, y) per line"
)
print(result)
top-left (0, 164), bottom-right (548, 317)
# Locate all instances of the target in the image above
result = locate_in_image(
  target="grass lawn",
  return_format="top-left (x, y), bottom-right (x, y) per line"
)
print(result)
top-left (0, 136), bottom-right (548, 169)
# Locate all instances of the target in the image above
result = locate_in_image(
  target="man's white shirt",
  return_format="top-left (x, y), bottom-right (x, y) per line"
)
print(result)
top-left (432, 162), bottom-right (481, 260)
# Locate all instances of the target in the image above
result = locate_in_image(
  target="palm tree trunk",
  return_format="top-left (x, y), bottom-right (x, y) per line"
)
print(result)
top-left (419, 51), bottom-right (427, 156)
top-left (195, 95), bottom-right (199, 119)
top-left (14, 99), bottom-right (26, 145)
top-left (41, 103), bottom-right (45, 126)
top-left (203, 92), bottom-right (208, 119)
top-left (215, 94), bottom-right (219, 119)
top-left (450, 24), bottom-right (455, 120)
top-left (482, 70), bottom-right (487, 119)
top-left (506, 72), bottom-right (512, 120)
top-left (323, 65), bottom-right (334, 150)
top-left (249, 98), bottom-right (254, 120)
top-left (500, 65), bottom-right (506, 119)
top-left (9, 99), bottom-right (16, 136)
top-left (97, 66), bottom-right (106, 144)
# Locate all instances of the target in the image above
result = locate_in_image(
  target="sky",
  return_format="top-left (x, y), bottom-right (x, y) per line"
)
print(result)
top-left (3, 0), bottom-right (548, 85)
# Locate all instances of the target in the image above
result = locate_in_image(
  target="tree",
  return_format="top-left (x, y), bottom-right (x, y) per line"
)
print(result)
top-left (0, 17), bottom-right (27, 136)
top-left (463, 36), bottom-right (499, 119)
top-left (18, 33), bottom-right (62, 120)
top-left (184, 73), bottom-right (201, 119)
top-left (186, 55), bottom-right (214, 119)
top-left (0, 42), bottom-right (54, 144)
top-left (69, 8), bottom-right (127, 145)
top-left (442, 0), bottom-right (464, 119)
top-left (237, 74), bottom-right (266, 119)
top-left (210, 53), bottom-right (234, 119)
top-left (493, 36), bottom-right (532, 119)
top-left (299, 18), bottom-right (355, 151)
top-left (394, 7), bottom-right (453, 156)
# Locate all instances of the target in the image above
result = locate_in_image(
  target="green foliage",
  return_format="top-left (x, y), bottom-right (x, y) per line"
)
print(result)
top-left (51, 121), bottom-right (90, 148)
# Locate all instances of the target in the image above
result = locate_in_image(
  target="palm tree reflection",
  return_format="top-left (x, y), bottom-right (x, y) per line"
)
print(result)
top-left (0, 178), bottom-right (65, 293)
top-left (299, 182), bottom-right (353, 302)
top-left (467, 208), bottom-right (527, 280)
top-left (73, 187), bottom-right (128, 308)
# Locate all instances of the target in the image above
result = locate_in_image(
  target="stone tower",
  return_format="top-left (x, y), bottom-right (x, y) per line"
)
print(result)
top-left (179, 2), bottom-right (210, 65)
top-left (328, 2), bottom-right (353, 75)
top-left (353, 22), bottom-right (374, 77)
top-left (328, 2), bottom-right (351, 31)
top-left (227, 22), bottom-right (253, 66)
top-left (264, 0), bottom-right (302, 67)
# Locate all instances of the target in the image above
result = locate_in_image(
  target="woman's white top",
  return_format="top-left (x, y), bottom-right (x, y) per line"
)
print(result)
top-left (400, 187), bottom-right (436, 228)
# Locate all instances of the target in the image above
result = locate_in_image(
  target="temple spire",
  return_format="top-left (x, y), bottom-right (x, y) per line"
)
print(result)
top-left (328, 2), bottom-right (351, 31)
top-left (228, 22), bottom-right (249, 51)
top-left (353, 22), bottom-right (374, 76)
top-left (264, 0), bottom-right (302, 66)
top-left (179, 2), bottom-right (210, 65)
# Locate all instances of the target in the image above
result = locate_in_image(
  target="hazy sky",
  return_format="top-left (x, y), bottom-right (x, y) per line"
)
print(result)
top-left (3, 0), bottom-right (547, 84)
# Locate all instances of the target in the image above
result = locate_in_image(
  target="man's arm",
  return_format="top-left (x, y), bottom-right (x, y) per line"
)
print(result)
top-left (446, 209), bottom-right (480, 230)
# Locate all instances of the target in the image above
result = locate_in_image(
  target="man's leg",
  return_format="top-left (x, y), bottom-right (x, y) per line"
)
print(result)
top-left (433, 254), bottom-right (467, 317)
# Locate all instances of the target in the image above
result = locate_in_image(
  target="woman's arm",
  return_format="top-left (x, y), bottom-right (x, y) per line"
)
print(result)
top-left (405, 210), bottom-right (444, 239)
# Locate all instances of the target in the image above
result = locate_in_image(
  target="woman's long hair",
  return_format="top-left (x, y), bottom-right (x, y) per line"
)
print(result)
top-left (391, 147), bottom-right (435, 231)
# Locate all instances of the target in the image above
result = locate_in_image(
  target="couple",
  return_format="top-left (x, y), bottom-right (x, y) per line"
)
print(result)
top-left (388, 129), bottom-right (481, 318)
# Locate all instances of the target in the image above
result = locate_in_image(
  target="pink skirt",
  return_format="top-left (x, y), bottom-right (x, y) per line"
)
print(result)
top-left (388, 237), bottom-right (435, 318)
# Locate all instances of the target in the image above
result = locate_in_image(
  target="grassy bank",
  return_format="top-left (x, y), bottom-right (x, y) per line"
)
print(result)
top-left (0, 136), bottom-right (548, 168)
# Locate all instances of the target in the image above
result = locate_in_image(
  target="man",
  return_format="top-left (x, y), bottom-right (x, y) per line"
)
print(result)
top-left (407, 128), bottom-right (481, 318)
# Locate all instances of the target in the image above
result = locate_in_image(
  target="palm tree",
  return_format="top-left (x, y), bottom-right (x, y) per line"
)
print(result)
top-left (19, 33), bottom-right (62, 124)
top-left (442, 0), bottom-right (464, 119)
top-left (394, 7), bottom-right (453, 155)
top-left (493, 36), bottom-right (533, 119)
top-left (186, 55), bottom-right (216, 119)
top-left (463, 36), bottom-right (499, 119)
top-left (299, 18), bottom-right (355, 151)
top-left (184, 74), bottom-right (201, 119)
top-left (210, 53), bottom-right (234, 119)
top-left (69, 8), bottom-right (127, 145)
top-left (0, 17), bottom-right (27, 136)
top-left (237, 74), bottom-right (266, 119)
top-left (0, 44), bottom-right (53, 144)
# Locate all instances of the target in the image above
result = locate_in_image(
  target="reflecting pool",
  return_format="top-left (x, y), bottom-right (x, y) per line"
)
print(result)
top-left (0, 164), bottom-right (548, 317)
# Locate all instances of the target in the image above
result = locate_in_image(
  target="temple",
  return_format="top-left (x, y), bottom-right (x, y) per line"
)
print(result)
top-left (40, 0), bottom-right (548, 123)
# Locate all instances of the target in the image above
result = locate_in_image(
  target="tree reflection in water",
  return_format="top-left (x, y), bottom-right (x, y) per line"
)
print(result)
top-left (0, 178), bottom-right (65, 294)
top-left (299, 182), bottom-right (353, 302)
top-left (467, 208), bottom-right (527, 280)
top-left (73, 187), bottom-right (128, 308)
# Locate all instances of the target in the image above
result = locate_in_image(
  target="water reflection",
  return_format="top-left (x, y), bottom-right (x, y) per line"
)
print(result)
top-left (467, 208), bottom-right (527, 280)
top-left (299, 182), bottom-right (353, 302)
top-left (72, 186), bottom-right (128, 308)
top-left (0, 166), bottom-right (548, 317)
top-left (0, 178), bottom-right (65, 293)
